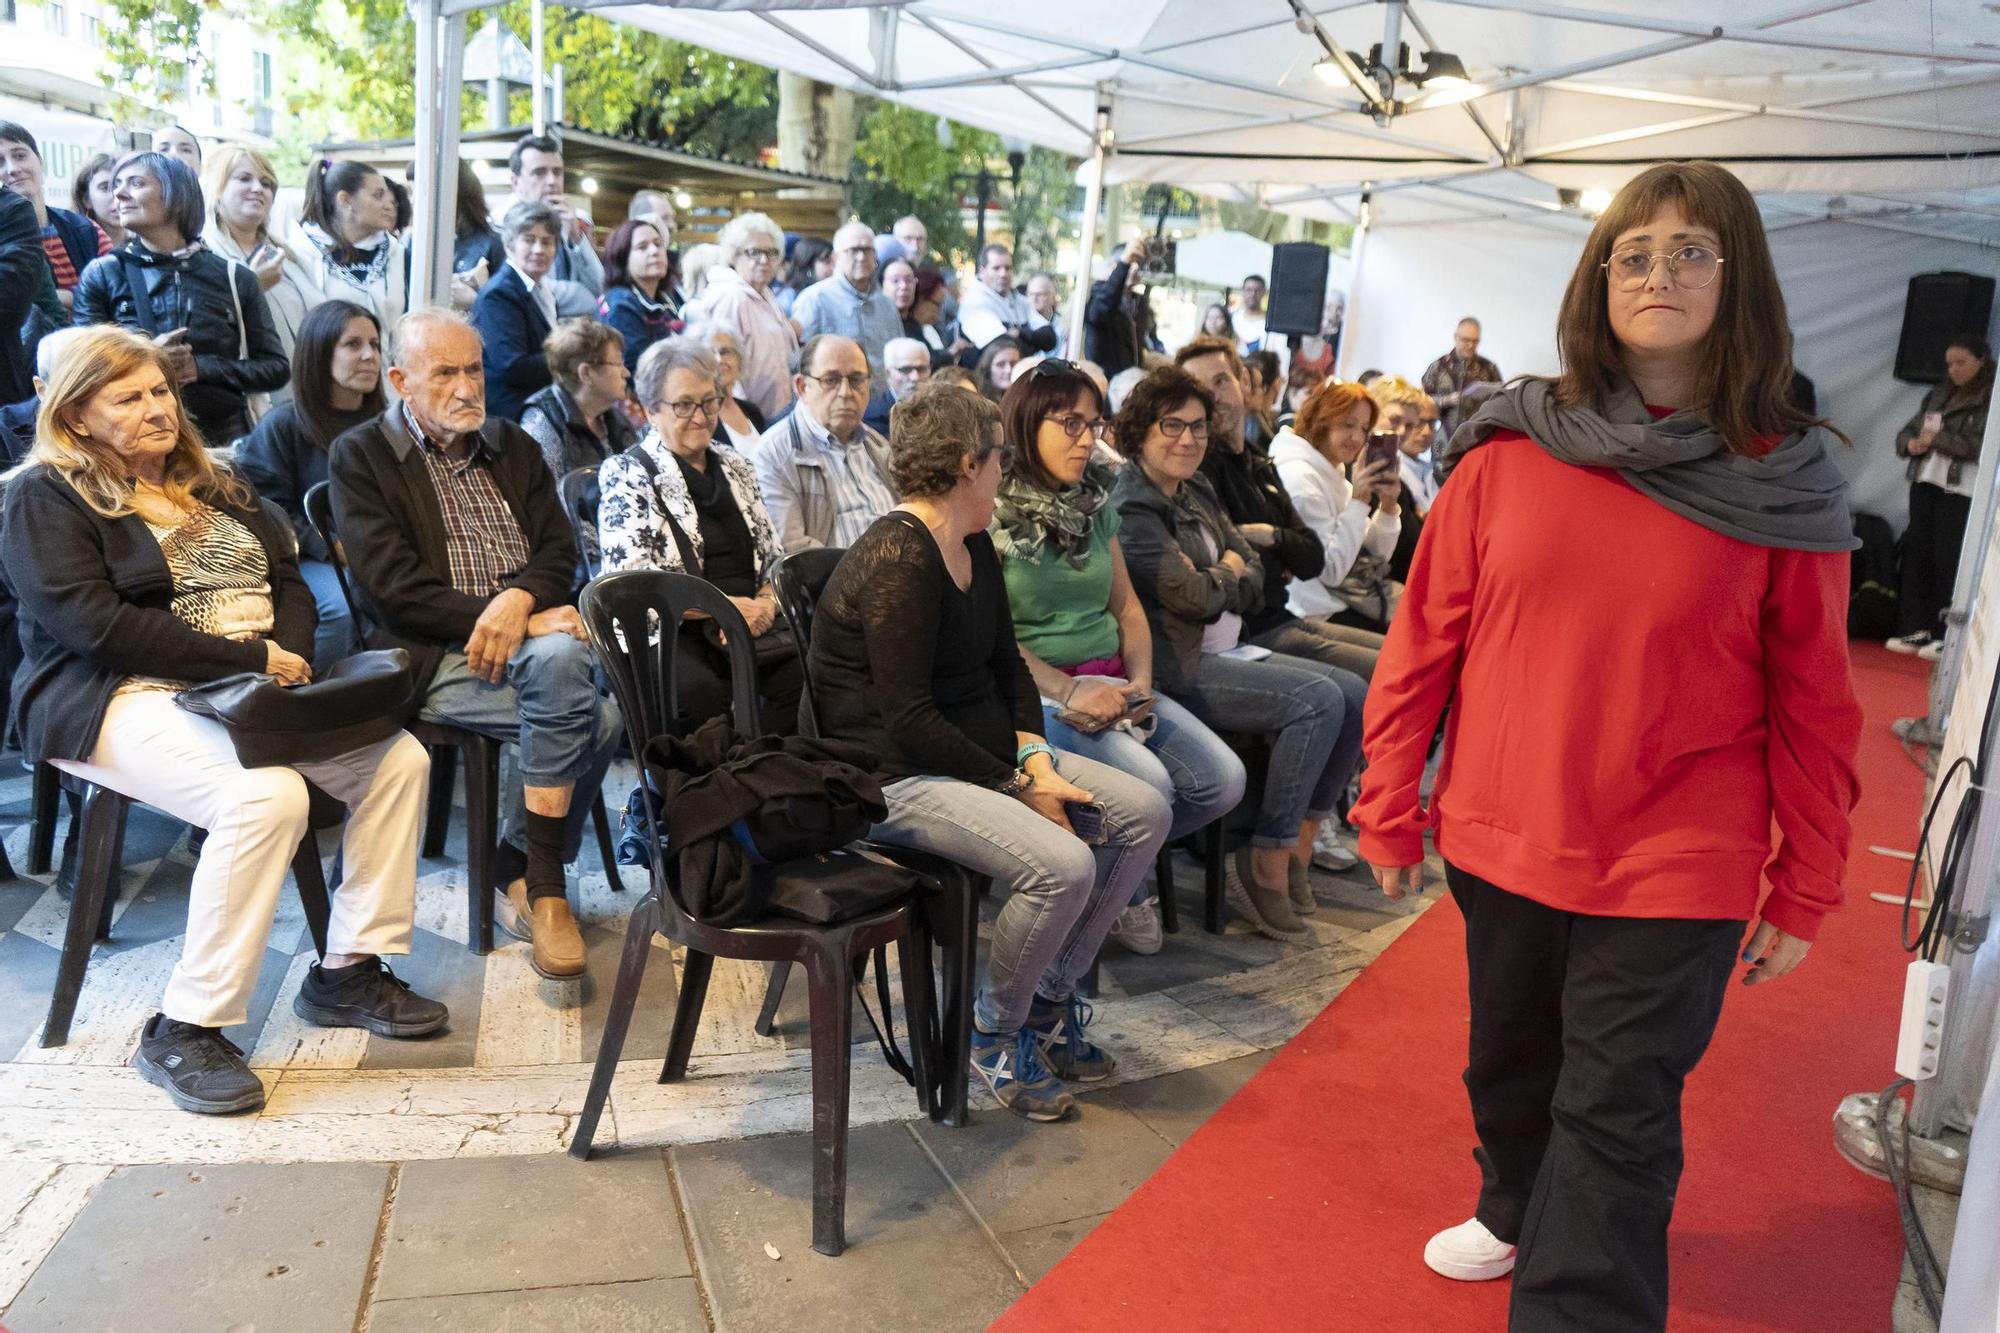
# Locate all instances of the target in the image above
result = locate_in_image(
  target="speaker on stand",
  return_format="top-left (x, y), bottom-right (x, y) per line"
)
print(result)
top-left (1266, 242), bottom-right (1332, 337)
top-left (1896, 272), bottom-right (1995, 384)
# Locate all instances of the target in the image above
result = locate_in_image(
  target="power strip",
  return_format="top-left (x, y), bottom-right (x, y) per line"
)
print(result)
top-left (1894, 960), bottom-right (1951, 1081)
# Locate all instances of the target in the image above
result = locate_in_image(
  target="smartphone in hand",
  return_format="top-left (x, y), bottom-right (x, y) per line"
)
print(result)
top-left (1364, 431), bottom-right (1401, 470)
top-left (1065, 801), bottom-right (1108, 845)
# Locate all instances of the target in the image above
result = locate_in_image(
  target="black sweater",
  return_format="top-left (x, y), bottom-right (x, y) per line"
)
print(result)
top-left (809, 512), bottom-right (1041, 785)
top-left (1199, 439), bottom-right (1324, 638)
top-left (2, 466), bottom-right (314, 764)
top-left (235, 400), bottom-right (378, 562)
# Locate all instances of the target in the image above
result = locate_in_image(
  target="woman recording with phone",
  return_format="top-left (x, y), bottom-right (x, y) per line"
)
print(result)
top-left (991, 359), bottom-right (1245, 955)
top-left (1268, 377), bottom-right (1404, 638)
top-left (1352, 161), bottom-right (1862, 1331)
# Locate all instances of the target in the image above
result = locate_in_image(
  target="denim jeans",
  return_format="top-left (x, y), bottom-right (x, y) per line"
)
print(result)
top-left (1173, 650), bottom-right (1347, 847)
top-left (420, 632), bottom-right (623, 861)
top-left (1247, 618), bottom-right (1370, 809)
top-left (301, 558), bottom-right (359, 672)
top-left (870, 750), bottom-right (1171, 1034)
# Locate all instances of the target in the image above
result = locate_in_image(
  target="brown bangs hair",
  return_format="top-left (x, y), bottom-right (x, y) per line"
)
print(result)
top-left (1112, 366), bottom-right (1215, 458)
top-left (999, 361), bottom-right (1107, 492)
top-left (1295, 379), bottom-right (1376, 446)
top-left (1555, 161), bottom-right (1824, 454)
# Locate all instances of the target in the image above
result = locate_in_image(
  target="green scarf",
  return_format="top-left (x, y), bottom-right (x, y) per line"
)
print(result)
top-left (991, 463), bottom-right (1113, 570)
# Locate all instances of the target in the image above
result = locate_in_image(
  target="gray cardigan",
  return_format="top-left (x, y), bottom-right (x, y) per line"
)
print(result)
top-left (1110, 465), bottom-right (1263, 694)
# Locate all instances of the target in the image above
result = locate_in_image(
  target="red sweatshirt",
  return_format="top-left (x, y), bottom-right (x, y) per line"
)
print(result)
top-left (1352, 431), bottom-right (1863, 941)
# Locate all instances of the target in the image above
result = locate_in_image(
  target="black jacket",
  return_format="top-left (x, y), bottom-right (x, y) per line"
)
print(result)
top-left (1199, 438), bottom-right (1324, 638)
top-left (1, 465), bottom-right (314, 764)
top-left (235, 399), bottom-right (380, 562)
top-left (0, 397), bottom-right (36, 466)
top-left (72, 241), bottom-right (289, 444)
top-left (519, 382), bottom-right (638, 481)
top-left (327, 408), bottom-right (577, 696)
top-left (1110, 467), bottom-right (1263, 695)
top-left (1085, 263), bottom-right (1157, 379)
top-left (470, 263), bottom-right (554, 423)
top-left (1896, 378), bottom-right (1990, 492)
top-left (0, 186), bottom-right (41, 407)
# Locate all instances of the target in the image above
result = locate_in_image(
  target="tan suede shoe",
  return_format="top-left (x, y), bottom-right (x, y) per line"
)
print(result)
top-left (507, 879), bottom-right (586, 979)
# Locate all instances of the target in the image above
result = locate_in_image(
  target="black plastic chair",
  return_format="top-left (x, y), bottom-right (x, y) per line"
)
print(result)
top-left (570, 569), bottom-right (935, 1257)
top-left (303, 482), bottom-right (625, 952)
top-left (557, 465), bottom-right (605, 583)
top-left (39, 766), bottom-right (334, 1048)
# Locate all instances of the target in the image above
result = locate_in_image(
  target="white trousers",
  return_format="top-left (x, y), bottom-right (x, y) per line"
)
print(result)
top-left (55, 690), bottom-right (430, 1028)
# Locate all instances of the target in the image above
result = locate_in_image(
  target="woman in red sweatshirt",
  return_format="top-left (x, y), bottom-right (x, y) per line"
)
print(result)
top-left (1352, 161), bottom-right (1862, 1332)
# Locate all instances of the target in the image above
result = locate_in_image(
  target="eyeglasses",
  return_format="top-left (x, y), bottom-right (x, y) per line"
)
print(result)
top-left (805, 371), bottom-right (870, 394)
top-left (660, 394), bottom-right (724, 420)
top-left (739, 247), bottom-right (780, 262)
top-left (1047, 413), bottom-right (1109, 441)
top-left (1601, 244), bottom-right (1724, 292)
top-left (587, 360), bottom-right (628, 373)
top-left (838, 245), bottom-right (874, 257)
top-left (1157, 415), bottom-right (1210, 440)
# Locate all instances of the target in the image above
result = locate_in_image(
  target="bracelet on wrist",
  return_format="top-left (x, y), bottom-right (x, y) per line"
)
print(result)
top-left (1017, 741), bottom-right (1059, 769)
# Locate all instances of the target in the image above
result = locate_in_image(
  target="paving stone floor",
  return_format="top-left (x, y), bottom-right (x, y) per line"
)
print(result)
top-left (0, 756), bottom-right (1440, 1331)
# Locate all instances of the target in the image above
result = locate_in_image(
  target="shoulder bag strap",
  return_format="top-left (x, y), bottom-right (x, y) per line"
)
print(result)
top-left (117, 254), bottom-right (162, 337)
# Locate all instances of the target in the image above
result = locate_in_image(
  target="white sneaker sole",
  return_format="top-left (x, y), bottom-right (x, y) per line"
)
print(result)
top-left (1423, 1242), bottom-right (1517, 1282)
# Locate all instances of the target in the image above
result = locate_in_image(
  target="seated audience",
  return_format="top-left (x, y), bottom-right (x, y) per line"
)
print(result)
top-left (520, 317), bottom-right (636, 482)
top-left (1390, 386), bottom-right (1443, 582)
top-left (934, 365), bottom-right (979, 392)
top-left (677, 242), bottom-right (724, 313)
top-left (871, 335), bottom-right (932, 435)
top-left (597, 217), bottom-right (678, 373)
top-left (151, 124), bottom-right (203, 170)
top-left (992, 360), bottom-right (1244, 954)
top-left (471, 201), bottom-right (563, 422)
top-left (1026, 273), bottom-right (1065, 358)
top-left (5, 325), bottom-right (443, 1116)
top-left (751, 334), bottom-right (894, 551)
top-left (598, 338), bottom-right (802, 728)
top-left (792, 221), bottom-right (901, 377)
top-left (626, 188), bottom-right (677, 246)
top-left (1269, 378), bottom-right (1403, 642)
top-left (1242, 348), bottom-right (1282, 450)
top-left (958, 244), bottom-right (1057, 358)
top-left (297, 158), bottom-right (407, 330)
top-left (891, 215), bottom-right (930, 265)
top-left (976, 337), bottom-right (1024, 402)
top-left (1, 184), bottom-right (44, 409)
top-left (1, 327), bottom-right (88, 464)
top-left (506, 134), bottom-right (603, 297)
top-left (810, 382), bottom-right (1171, 1120)
top-left (906, 266), bottom-right (959, 368)
top-left (448, 160), bottom-right (506, 306)
top-left (1201, 303), bottom-right (1235, 342)
top-left (0, 122), bottom-right (111, 313)
top-left (73, 152), bottom-right (289, 446)
top-left (685, 321), bottom-right (767, 450)
top-left (72, 153), bottom-right (126, 249)
top-left (236, 300), bottom-right (387, 668)
top-left (702, 212), bottom-right (798, 420)
top-left (1112, 367), bottom-right (1355, 939)
top-left (329, 310), bottom-right (622, 982)
top-left (882, 258), bottom-right (918, 342)
top-left (776, 236), bottom-right (833, 317)
top-left (201, 145), bottom-right (325, 377)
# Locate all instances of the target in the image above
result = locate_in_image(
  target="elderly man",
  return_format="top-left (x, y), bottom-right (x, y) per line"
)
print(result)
top-left (956, 243), bottom-right (1057, 359)
top-left (1025, 272), bottom-right (1066, 359)
top-left (507, 133), bottom-right (603, 301)
top-left (329, 309), bottom-right (622, 981)
top-left (751, 333), bottom-right (896, 552)
top-left (867, 335), bottom-right (931, 434)
top-left (1421, 316), bottom-right (1502, 439)
top-left (791, 220), bottom-right (903, 377)
top-left (627, 188), bottom-right (676, 241)
top-left (892, 215), bottom-right (928, 264)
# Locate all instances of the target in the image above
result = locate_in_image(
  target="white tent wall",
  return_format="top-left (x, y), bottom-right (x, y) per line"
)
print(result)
top-left (1340, 214), bottom-right (1999, 527)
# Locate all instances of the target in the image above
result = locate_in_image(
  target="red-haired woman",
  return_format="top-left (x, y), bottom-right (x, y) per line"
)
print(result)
top-left (1353, 161), bottom-right (1862, 1330)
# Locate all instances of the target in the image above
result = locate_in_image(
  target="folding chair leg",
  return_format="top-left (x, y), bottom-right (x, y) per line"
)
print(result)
top-left (28, 762), bottom-right (58, 874)
top-left (293, 829), bottom-right (332, 960)
top-left (931, 875), bottom-right (978, 1128)
top-left (1156, 845), bottom-right (1179, 934)
top-left (571, 895), bottom-right (659, 1161)
top-left (590, 795), bottom-right (625, 894)
top-left (805, 939), bottom-right (854, 1257)
top-left (661, 949), bottom-right (714, 1083)
top-left (421, 744), bottom-right (458, 859)
top-left (42, 786), bottom-right (124, 1048)
top-left (754, 961), bottom-right (792, 1037)
top-left (1203, 823), bottom-right (1226, 935)
top-left (462, 741), bottom-right (499, 955)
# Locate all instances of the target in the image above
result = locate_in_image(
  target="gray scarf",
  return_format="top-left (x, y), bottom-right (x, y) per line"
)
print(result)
top-left (1439, 378), bottom-right (1858, 552)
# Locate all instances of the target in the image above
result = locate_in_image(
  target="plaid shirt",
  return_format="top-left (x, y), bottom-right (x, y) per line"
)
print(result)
top-left (403, 403), bottom-right (532, 598)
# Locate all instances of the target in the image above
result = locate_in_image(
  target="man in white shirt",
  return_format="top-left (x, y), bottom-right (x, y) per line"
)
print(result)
top-left (751, 335), bottom-right (897, 551)
top-left (791, 221), bottom-right (903, 377)
top-left (506, 134), bottom-right (602, 313)
top-left (956, 243), bottom-right (1058, 358)
top-left (1026, 272), bottom-right (1066, 359)
top-left (1235, 274), bottom-right (1267, 356)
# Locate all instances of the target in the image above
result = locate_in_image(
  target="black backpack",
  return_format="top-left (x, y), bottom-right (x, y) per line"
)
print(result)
top-left (1848, 512), bottom-right (1899, 641)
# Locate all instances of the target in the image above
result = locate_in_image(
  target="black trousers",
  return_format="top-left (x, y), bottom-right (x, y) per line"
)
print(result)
top-left (673, 624), bottom-right (804, 737)
top-left (1898, 481), bottom-right (1973, 637)
top-left (1448, 865), bottom-right (1741, 1333)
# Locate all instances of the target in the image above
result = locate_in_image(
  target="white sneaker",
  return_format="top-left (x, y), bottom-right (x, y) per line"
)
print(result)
top-left (1107, 899), bottom-right (1164, 955)
top-left (1423, 1217), bottom-right (1517, 1281)
top-left (1886, 632), bottom-right (1934, 655)
top-left (1918, 639), bottom-right (1945, 662)
top-left (1311, 826), bottom-right (1360, 872)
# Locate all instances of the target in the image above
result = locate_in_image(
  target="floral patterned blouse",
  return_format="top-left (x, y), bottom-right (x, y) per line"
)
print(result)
top-left (596, 430), bottom-right (785, 581)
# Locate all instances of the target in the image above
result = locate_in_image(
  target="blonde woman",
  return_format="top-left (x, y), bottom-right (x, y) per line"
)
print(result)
top-left (201, 145), bottom-right (326, 393)
top-left (2, 326), bottom-right (444, 1117)
top-left (697, 212), bottom-right (799, 419)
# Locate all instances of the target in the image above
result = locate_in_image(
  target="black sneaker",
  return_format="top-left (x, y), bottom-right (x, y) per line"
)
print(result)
top-left (132, 1014), bottom-right (265, 1115)
top-left (293, 959), bottom-right (449, 1039)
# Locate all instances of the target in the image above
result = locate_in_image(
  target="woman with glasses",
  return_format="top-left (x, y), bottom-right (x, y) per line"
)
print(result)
top-left (597, 337), bottom-right (800, 729)
top-left (992, 360), bottom-right (1244, 955)
top-left (701, 212), bottom-right (799, 420)
top-left (520, 318), bottom-right (637, 482)
top-left (598, 217), bottom-right (679, 374)
top-left (1112, 366), bottom-right (1351, 943)
top-left (809, 382), bottom-right (1171, 1121)
top-left (684, 321), bottom-right (767, 450)
top-left (1389, 382), bottom-right (1443, 582)
top-left (1353, 162), bottom-right (1861, 1326)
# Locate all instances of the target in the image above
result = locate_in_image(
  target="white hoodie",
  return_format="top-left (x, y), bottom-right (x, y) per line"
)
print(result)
top-left (1267, 425), bottom-right (1401, 619)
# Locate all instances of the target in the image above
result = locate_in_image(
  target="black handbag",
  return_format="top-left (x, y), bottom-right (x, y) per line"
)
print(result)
top-left (175, 648), bottom-right (415, 767)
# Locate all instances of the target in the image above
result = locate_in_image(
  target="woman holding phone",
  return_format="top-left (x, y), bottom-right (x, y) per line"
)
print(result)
top-left (201, 145), bottom-right (326, 390)
top-left (1269, 377), bottom-right (1403, 637)
top-left (1353, 161), bottom-right (1861, 1330)
top-left (1887, 336), bottom-right (1990, 659)
top-left (992, 359), bottom-right (1245, 954)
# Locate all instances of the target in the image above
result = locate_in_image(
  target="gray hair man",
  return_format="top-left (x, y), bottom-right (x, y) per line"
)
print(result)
top-left (750, 333), bottom-right (896, 552)
top-left (626, 188), bottom-right (677, 242)
top-left (957, 243), bottom-right (1057, 356)
top-left (790, 220), bottom-right (902, 378)
top-left (327, 307), bottom-right (621, 980)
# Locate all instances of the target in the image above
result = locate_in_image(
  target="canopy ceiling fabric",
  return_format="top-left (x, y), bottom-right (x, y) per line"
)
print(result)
top-left (577, 0), bottom-right (2000, 227)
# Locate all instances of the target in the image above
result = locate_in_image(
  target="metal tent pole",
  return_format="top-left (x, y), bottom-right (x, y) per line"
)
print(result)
top-left (1333, 188), bottom-right (1373, 380)
top-left (1068, 89), bottom-right (1112, 363)
top-left (410, 0), bottom-right (442, 309)
top-left (531, 1), bottom-right (547, 136)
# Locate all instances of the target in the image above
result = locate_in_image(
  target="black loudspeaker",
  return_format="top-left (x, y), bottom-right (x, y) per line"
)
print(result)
top-left (1266, 242), bottom-right (1332, 337)
top-left (1896, 272), bottom-right (1994, 384)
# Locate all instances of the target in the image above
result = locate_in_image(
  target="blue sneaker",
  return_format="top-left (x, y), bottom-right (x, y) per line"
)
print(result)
top-left (1028, 993), bottom-right (1117, 1083)
top-left (969, 1024), bottom-right (1076, 1122)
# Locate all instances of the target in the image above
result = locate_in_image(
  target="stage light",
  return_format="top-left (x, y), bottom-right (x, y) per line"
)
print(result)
top-left (581, 176), bottom-right (599, 195)
top-left (1415, 51), bottom-right (1471, 87)
top-left (1580, 187), bottom-right (1613, 216)
top-left (1312, 57), bottom-right (1345, 86)
top-left (673, 190), bottom-right (693, 210)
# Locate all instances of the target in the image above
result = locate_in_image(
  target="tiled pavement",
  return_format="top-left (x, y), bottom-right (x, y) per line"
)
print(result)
top-left (0, 755), bottom-right (1440, 1331)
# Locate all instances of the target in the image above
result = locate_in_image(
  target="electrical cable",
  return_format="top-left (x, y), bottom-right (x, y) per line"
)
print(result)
top-left (1877, 1078), bottom-right (1946, 1321)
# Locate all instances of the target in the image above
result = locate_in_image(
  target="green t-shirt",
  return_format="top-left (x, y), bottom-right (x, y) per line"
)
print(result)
top-left (999, 504), bottom-right (1122, 669)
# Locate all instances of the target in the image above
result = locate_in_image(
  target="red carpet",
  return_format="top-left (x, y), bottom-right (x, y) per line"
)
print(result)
top-left (998, 646), bottom-right (1930, 1332)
